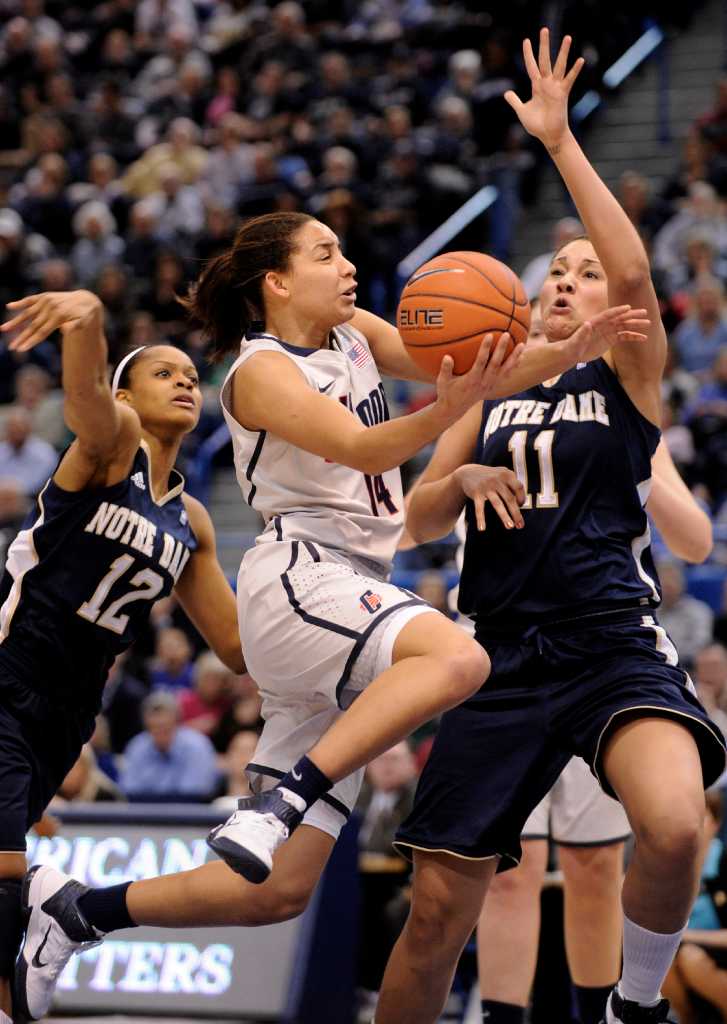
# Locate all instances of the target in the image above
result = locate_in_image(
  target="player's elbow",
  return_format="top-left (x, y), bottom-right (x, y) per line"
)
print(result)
top-left (679, 520), bottom-right (713, 564)
top-left (222, 644), bottom-right (246, 675)
top-left (406, 511), bottom-right (447, 546)
top-left (612, 258), bottom-right (651, 295)
top-left (344, 437), bottom-right (395, 475)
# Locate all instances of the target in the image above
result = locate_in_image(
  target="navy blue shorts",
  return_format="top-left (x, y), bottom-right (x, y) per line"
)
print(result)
top-left (395, 608), bottom-right (726, 870)
top-left (0, 672), bottom-right (96, 851)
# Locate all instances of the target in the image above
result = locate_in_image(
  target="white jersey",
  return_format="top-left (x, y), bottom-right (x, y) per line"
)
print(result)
top-left (220, 324), bottom-right (404, 572)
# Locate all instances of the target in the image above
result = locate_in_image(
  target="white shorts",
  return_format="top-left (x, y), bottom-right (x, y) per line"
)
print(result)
top-left (522, 755), bottom-right (631, 845)
top-left (238, 538), bottom-right (434, 840)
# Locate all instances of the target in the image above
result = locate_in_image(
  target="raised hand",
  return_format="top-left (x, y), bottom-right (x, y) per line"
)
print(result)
top-left (504, 28), bottom-right (584, 151)
top-left (564, 305), bottom-right (650, 363)
top-left (1, 290), bottom-right (103, 352)
top-left (455, 463), bottom-right (526, 531)
top-left (435, 333), bottom-right (525, 422)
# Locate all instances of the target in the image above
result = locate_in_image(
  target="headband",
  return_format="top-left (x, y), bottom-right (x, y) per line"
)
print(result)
top-left (111, 346), bottom-right (147, 396)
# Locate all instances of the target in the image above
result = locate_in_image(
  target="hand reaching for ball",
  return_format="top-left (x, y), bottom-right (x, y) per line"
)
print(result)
top-left (434, 332), bottom-right (524, 424)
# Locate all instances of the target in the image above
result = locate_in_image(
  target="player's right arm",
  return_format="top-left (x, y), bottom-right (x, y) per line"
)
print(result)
top-left (1, 290), bottom-right (140, 490)
top-left (231, 334), bottom-right (522, 475)
top-left (647, 439), bottom-right (713, 564)
top-left (405, 404), bottom-right (525, 543)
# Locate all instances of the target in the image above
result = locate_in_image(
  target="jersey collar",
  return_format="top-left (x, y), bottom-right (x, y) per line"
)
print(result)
top-left (139, 439), bottom-right (185, 506)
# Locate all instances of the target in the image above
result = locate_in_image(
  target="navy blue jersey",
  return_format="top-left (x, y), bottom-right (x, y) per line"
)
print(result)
top-left (458, 358), bottom-right (661, 627)
top-left (0, 443), bottom-right (197, 710)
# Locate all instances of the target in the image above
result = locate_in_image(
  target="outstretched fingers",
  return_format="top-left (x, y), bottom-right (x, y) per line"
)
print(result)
top-left (522, 37), bottom-right (541, 81)
top-left (564, 55), bottom-right (585, 90)
top-left (537, 27), bottom-right (552, 77)
top-left (553, 34), bottom-right (572, 78)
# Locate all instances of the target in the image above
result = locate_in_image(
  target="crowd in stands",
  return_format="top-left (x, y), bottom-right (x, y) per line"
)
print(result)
top-left (5, 2), bottom-right (727, 1017)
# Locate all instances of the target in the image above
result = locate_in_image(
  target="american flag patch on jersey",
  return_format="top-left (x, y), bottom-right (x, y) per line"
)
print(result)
top-left (347, 339), bottom-right (370, 368)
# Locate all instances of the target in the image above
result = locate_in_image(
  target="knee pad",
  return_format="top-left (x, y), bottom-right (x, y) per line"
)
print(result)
top-left (0, 878), bottom-right (23, 977)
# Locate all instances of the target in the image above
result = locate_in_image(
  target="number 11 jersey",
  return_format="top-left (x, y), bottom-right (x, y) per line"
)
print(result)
top-left (0, 441), bottom-right (197, 711)
top-left (459, 358), bottom-right (661, 628)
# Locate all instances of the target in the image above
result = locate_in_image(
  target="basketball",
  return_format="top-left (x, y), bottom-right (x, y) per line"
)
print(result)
top-left (397, 251), bottom-right (531, 376)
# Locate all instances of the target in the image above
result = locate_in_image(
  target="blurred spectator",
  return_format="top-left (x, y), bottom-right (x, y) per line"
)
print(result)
top-left (149, 626), bottom-right (194, 691)
top-left (147, 161), bottom-right (205, 240)
top-left (662, 344), bottom-right (700, 420)
top-left (686, 348), bottom-right (727, 504)
top-left (673, 277), bottom-right (727, 375)
top-left (54, 745), bottom-right (124, 803)
top-left (122, 117), bottom-right (208, 198)
top-left (692, 644), bottom-right (727, 737)
top-left (662, 789), bottom-right (727, 1024)
top-left (179, 651), bottom-right (233, 735)
top-left (414, 570), bottom-right (451, 616)
top-left (201, 2), bottom-right (258, 60)
top-left (119, 690), bottom-right (219, 799)
top-left (713, 580), bottom-right (727, 647)
top-left (67, 153), bottom-right (129, 234)
top-left (194, 203), bottom-right (237, 265)
top-left (519, 217), bottom-right (583, 301)
top-left (138, 250), bottom-right (188, 340)
top-left (89, 714), bottom-right (119, 782)
top-left (95, 264), bottom-right (134, 362)
top-left (357, 742), bottom-right (419, 855)
top-left (242, 2), bottom-right (315, 76)
top-left (135, 0), bottom-right (199, 53)
top-left (697, 76), bottom-right (727, 159)
top-left (653, 183), bottom-right (727, 287)
top-left (618, 170), bottom-right (670, 243)
top-left (0, 407), bottom-right (57, 496)
top-left (356, 742), bottom-right (418, 1005)
top-left (124, 198), bottom-right (166, 282)
top-left (0, 479), bottom-right (27, 575)
top-left (205, 66), bottom-right (243, 127)
top-left (213, 728), bottom-right (259, 808)
top-left (661, 398), bottom-right (696, 477)
top-left (14, 152), bottom-right (74, 249)
top-left (210, 672), bottom-right (263, 752)
top-left (3, 364), bottom-right (64, 449)
top-left (70, 201), bottom-right (125, 286)
top-left (657, 561), bottom-right (714, 666)
top-left (102, 655), bottom-right (148, 755)
top-left (687, 349), bottom-right (727, 419)
top-left (237, 142), bottom-right (291, 219)
top-left (84, 80), bottom-right (139, 166)
top-left (201, 112), bottom-right (255, 208)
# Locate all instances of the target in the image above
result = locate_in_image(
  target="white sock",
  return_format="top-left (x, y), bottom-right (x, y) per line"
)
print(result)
top-left (619, 914), bottom-right (685, 1005)
top-left (0, 1011), bottom-right (12, 1024)
top-left (277, 787), bottom-right (306, 814)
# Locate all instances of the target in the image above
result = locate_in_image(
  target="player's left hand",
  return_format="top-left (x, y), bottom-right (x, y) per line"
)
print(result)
top-left (1, 290), bottom-right (103, 351)
top-left (504, 29), bottom-right (584, 151)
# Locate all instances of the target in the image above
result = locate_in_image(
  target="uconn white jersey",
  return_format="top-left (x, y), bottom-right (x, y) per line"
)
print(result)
top-left (220, 324), bottom-right (404, 572)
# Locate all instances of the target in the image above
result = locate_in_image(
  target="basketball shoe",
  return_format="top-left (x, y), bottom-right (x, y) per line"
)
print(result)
top-left (14, 865), bottom-right (103, 1022)
top-left (601, 988), bottom-right (676, 1023)
top-left (206, 790), bottom-right (303, 882)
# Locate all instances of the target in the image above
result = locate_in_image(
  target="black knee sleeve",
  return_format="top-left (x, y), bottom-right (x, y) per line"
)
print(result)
top-left (0, 878), bottom-right (24, 977)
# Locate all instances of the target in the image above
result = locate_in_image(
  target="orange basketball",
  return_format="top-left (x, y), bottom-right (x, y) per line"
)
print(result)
top-left (397, 251), bottom-right (531, 376)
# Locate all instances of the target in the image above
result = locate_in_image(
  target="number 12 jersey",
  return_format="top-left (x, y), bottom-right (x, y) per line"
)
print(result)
top-left (0, 442), bottom-right (197, 711)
